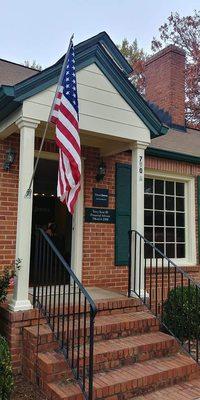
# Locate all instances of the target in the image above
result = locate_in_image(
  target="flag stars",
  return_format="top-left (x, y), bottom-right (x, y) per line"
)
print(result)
top-left (60, 44), bottom-right (78, 113)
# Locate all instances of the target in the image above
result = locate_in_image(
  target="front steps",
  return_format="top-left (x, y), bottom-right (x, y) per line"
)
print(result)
top-left (135, 379), bottom-right (200, 399)
top-left (81, 331), bottom-right (179, 372)
top-left (22, 296), bottom-right (200, 399)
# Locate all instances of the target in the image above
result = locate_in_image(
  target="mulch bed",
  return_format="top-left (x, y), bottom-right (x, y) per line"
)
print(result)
top-left (11, 375), bottom-right (47, 400)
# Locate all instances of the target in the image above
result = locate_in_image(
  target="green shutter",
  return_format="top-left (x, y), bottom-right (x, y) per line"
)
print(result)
top-left (115, 163), bottom-right (131, 265)
top-left (198, 177), bottom-right (200, 263)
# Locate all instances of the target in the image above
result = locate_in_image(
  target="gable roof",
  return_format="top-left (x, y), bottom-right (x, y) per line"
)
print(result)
top-left (0, 32), bottom-right (167, 138)
top-left (0, 58), bottom-right (38, 86)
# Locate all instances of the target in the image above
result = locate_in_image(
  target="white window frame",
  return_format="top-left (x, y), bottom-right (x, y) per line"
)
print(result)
top-left (145, 169), bottom-right (196, 266)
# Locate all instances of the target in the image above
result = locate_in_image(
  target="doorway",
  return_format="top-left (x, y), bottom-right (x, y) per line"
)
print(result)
top-left (30, 158), bottom-right (72, 284)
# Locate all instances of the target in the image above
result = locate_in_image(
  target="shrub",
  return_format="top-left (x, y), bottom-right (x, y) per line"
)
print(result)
top-left (0, 260), bottom-right (21, 399)
top-left (163, 285), bottom-right (200, 341)
top-left (0, 336), bottom-right (13, 399)
top-left (0, 259), bottom-right (21, 304)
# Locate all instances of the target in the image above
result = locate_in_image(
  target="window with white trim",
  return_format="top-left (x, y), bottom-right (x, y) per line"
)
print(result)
top-left (144, 178), bottom-right (185, 259)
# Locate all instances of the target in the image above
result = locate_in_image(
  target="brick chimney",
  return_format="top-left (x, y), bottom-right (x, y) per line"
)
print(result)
top-left (145, 45), bottom-right (186, 128)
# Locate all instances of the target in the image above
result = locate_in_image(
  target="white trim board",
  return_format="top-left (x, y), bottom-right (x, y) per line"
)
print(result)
top-left (144, 168), bottom-right (196, 267)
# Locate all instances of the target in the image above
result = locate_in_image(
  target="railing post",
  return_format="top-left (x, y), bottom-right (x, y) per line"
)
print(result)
top-left (33, 230), bottom-right (39, 307)
top-left (133, 232), bottom-right (145, 299)
top-left (89, 308), bottom-right (95, 400)
top-left (128, 230), bottom-right (132, 297)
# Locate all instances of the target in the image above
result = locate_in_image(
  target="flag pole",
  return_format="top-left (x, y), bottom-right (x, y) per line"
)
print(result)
top-left (25, 34), bottom-right (74, 198)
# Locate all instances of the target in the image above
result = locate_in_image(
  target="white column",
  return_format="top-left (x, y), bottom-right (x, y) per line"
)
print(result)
top-left (9, 117), bottom-right (39, 311)
top-left (71, 160), bottom-right (84, 282)
top-left (130, 141), bottom-right (149, 297)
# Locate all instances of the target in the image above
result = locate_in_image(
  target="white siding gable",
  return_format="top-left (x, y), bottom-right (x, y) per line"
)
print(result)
top-left (23, 63), bottom-right (150, 142)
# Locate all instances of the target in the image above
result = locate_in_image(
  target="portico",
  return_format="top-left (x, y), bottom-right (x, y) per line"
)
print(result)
top-left (0, 32), bottom-right (167, 311)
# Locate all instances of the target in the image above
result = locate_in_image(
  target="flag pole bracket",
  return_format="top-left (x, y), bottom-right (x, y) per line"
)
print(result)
top-left (25, 188), bottom-right (32, 198)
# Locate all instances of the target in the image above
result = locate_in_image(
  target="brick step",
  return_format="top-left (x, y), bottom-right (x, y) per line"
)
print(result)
top-left (75, 332), bottom-right (179, 372)
top-left (23, 311), bottom-right (159, 348)
top-left (134, 378), bottom-right (200, 399)
top-left (46, 380), bottom-right (83, 400)
top-left (46, 353), bottom-right (198, 399)
top-left (37, 332), bottom-right (179, 381)
top-left (92, 353), bottom-right (198, 399)
top-left (23, 324), bottom-right (58, 353)
top-left (50, 296), bottom-right (144, 317)
top-left (95, 296), bottom-right (144, 316)
top-left (37, 350), bottom-right (72, 383)
top-left (90, 311), bottom-right (159, 341)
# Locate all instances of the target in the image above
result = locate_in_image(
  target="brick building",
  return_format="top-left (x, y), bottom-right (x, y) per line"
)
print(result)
top-left (0, 31), bottom-right (200, 399)
top-left (0, 32), bottom-right (199, 306)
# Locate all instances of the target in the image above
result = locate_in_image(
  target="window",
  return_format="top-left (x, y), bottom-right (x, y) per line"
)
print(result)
top-left (144, 178), bottom-right (185, 259)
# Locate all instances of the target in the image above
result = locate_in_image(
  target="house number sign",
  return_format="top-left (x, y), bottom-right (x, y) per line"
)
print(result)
top-left (139, 155), bottom-right (143, 182)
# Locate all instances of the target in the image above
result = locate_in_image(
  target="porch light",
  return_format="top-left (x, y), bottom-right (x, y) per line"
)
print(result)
top-left (3, 148), bottom-right (16, 171)
top-left (96, 160), bottom-right (106, 182)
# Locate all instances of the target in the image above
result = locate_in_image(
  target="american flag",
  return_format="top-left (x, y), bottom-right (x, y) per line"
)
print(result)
top-left (50, 41), bottom-right (81, 214)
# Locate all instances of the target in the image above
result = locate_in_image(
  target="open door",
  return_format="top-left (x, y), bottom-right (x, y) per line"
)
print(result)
top-left (30, 158), bottom-right (72, 285)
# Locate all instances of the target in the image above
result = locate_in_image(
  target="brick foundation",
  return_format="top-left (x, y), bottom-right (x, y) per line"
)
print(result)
top-left (0, 303), bottom-right (40, 374)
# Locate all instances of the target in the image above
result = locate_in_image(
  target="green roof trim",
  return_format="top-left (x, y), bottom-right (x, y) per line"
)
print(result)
top-left (146, 147), bottom-right (200, 164)
top-left (0, 31), bottom-right (167, 138)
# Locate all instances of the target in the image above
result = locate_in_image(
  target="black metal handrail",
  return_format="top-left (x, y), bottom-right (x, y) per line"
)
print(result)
top-left (33, 228), bottom-right (97, 400)
top-left (128, 229), bottom-right (200, 364)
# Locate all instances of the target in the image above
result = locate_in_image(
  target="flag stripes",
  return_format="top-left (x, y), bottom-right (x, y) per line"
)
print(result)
top-left (50, 41), bottom-right (81, 214)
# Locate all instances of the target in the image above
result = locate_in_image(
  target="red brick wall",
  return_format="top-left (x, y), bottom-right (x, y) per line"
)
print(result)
top-left (145, 45), bottom-right (185, 127)
top-left (82, 147), bottom-right (130, 291)
top-left (0, 133), bottom-right (19, 272)
top-left (35, 136), bottom-right (58, 153)
top-left (82, 150), bottom-right (200, 290)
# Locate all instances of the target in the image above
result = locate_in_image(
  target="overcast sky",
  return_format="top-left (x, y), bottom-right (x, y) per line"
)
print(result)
top-left (1, 0), bottom-right (199, 68)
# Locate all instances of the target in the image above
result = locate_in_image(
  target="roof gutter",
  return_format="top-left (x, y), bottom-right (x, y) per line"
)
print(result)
top-left (146, 147), bottom-right (200, 165)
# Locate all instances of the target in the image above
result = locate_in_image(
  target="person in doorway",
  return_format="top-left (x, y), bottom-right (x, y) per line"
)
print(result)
top-left (46, 222), bottom-right (57, 238)
top-left (46, 222), bottom-right (65, 256)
